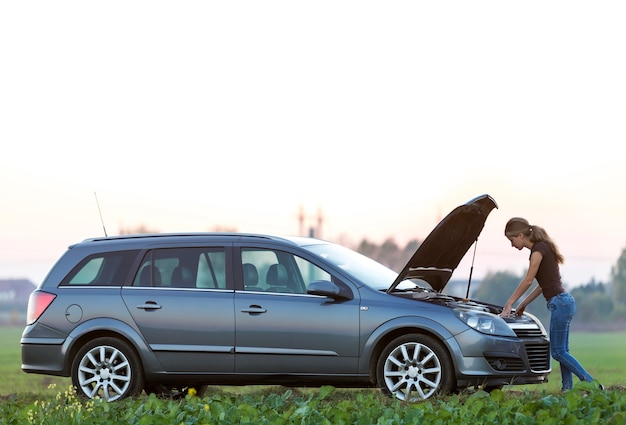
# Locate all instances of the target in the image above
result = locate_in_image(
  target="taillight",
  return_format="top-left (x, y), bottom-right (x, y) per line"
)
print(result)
top-left (26, 291), bottom-right (56, 325)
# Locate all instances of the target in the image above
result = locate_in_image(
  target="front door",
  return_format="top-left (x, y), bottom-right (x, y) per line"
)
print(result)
top-left (234, 247), bottom-right (360, 374)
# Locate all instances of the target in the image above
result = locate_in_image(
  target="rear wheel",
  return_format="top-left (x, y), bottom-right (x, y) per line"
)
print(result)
top-left (71, 337), bottom-right (144, 401)
top-left (376, 334), bottom-right (454, 401)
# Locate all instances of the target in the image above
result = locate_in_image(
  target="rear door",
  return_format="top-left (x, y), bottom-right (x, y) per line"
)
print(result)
top-left (234, 245), bottom-right (360, 374)
top-left (121, 245), bottom-right (235, 373)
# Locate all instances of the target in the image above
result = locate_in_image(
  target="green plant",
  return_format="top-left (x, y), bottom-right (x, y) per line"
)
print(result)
top-left (1, 383), bottom-right (624, 425)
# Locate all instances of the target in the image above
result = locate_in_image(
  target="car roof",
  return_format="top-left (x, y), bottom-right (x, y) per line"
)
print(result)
top-left (72, 232), bottom-right (325, 250)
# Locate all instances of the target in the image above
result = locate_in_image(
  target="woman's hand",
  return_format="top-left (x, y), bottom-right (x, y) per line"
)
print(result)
top-left (500, 304), bottom-right (513, 318)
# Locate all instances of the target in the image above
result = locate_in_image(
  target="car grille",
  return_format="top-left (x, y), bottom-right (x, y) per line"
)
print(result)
top-left (524, 342), bottom-right (551, 371)
top-left (512, 327), bottom-right (544, 338)
top-left (510, 327), bottom-right (551, 371)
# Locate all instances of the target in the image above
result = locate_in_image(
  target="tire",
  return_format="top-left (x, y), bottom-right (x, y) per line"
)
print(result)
top-left (376, 333), bottom-right (454, 401)
top-left (71, 337), bottom-right (144, 401)
top-left (144, 383), bottom-right (208, 399)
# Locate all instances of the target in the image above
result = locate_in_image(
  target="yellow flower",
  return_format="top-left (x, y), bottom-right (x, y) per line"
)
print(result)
top-left (188, 387), bottom-right (197, 397)
top-left (204, 404), bottom-right (210, 411)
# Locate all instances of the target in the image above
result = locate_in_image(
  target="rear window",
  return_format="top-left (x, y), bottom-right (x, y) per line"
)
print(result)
top-left (60, 250), bottom-right (140, 286)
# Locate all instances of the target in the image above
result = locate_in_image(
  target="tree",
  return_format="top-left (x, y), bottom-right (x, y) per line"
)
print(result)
top-left (356, 238), bottom-right (420, 272)
top-left (611, 247), bottom-right (626, 304)
top-left (471, 271), bottom-right (520, 306)
top-left (570, 281), bottom-right (613, 323)
top-left (357, 239), bottom-right (378, 260)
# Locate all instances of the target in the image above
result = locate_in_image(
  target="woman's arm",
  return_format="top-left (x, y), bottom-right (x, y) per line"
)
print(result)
top-left (515, 284), bottom-right (543, 316)
top-left (500, 250), bottom-right (543, 317)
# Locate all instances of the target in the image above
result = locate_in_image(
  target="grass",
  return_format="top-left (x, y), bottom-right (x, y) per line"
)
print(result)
top-left (0, 327), bottom-right (70, 397)
top-left (520, 331), bottom-right (626, 392)
top-left (3, 326), bottom-right (624, 398)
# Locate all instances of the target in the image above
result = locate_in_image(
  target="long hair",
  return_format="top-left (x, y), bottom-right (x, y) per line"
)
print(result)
top-left (504, 217), bottom-right (564, 264)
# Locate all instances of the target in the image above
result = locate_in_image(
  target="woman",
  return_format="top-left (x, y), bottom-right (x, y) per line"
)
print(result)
top-left (500, 217), bottom-right (600, 391)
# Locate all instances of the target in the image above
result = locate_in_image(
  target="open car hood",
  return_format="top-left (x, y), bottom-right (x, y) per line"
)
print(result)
top-left (387, 194), bottom-right (498, 293)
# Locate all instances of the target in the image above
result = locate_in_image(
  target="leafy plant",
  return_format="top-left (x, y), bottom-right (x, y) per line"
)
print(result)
top-left (2, 383), bottom-right (624, 425)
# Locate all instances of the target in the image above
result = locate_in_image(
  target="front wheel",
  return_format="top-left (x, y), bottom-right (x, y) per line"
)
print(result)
top-left (376, 334), bottom-right (454, 401)
top-left (71, 337), bottom-right (144, 401)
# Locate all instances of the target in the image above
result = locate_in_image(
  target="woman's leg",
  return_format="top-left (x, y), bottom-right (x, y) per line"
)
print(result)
top-left (548, 293), bottom-right (593, 390)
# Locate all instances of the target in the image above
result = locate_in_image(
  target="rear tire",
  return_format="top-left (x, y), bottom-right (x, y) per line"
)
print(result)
top-left (376, 333), bottom-right (454, 401)
top-left (71, 337), bottom-right (144, 401)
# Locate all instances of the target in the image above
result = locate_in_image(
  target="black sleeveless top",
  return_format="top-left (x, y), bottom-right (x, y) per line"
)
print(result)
top-left (531, 241), bottom-right (565, 301)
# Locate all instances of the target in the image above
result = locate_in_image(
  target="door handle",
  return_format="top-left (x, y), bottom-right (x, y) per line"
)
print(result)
top-left (136, 301), bottom-right (162, 310)
top-left (241, 305), bottom-right (267, 314)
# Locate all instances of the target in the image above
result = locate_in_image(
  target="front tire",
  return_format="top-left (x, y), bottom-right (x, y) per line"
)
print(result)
top-left (71, 337), bottom-right (144, 401)
top-left (376, 334), bottom-right (454, 401)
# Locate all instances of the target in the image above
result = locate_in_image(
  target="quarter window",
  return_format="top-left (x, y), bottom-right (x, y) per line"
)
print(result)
top-left (60, 250), bottom-right (139, 286)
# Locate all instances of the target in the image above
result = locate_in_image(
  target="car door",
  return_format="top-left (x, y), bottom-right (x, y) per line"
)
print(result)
top-left (234, 246), bottom-right (360, 374)
top-left (121, 245), bottom-right (235, 373)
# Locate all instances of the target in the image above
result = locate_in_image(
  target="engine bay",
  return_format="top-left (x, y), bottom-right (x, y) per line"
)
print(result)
top-left (391, 287), bottom-right (498, 313)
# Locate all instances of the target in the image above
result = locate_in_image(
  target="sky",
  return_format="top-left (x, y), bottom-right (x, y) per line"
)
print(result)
top-left (1, 1), bottom-right (625, 289)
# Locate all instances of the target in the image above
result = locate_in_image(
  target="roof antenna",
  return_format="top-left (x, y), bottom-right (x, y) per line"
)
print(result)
top-left (94, 192), bottom-right (108, 237)
top-left (464, 239), bottom-right (478, 302)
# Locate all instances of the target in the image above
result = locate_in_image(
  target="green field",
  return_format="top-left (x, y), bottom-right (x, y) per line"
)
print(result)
top-left (3, 326), bottom-right (624, 397)
top-left (3, 327), bottom-right (625, 424)
top-left (1, 327), bottom-right (71, 397)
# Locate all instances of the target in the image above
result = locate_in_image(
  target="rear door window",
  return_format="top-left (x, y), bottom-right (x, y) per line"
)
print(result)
top-left (132, 247), bottom-right (228, 289)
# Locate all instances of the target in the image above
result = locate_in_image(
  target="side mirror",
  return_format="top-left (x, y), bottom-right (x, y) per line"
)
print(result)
top-left (307, 280), bottom-right (351, 300)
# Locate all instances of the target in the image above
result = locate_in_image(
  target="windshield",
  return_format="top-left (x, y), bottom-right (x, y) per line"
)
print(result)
top-left (303, 243), bottom-right (398, 290)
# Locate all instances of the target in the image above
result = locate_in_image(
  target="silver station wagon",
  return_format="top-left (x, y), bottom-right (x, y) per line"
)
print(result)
top-left (21, 194), bottom-right (550, 401)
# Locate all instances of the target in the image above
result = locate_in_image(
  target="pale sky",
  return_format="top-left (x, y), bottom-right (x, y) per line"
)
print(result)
top-left (1, 1), bottom-right (625, 289)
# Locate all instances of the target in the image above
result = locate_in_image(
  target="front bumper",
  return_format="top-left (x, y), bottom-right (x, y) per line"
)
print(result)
top-left (452, 329), bottom-right (551, 387)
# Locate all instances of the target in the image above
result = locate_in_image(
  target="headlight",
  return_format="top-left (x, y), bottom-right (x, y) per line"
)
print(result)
top-left (454, 309), bottom-right (516, 337)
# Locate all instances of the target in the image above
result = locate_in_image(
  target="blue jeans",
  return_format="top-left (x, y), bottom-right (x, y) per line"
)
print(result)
top-left (547, 292), bottom-right (593, 390)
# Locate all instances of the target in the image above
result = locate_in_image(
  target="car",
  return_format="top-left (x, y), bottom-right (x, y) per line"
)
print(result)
top-left (21, 194), bottom-right (550, 401)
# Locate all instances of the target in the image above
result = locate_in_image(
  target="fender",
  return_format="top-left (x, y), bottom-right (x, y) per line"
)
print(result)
top-left (359, 315), bottom-right (462, 374)
top-left (61, 317), bottom-right (164, 376)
